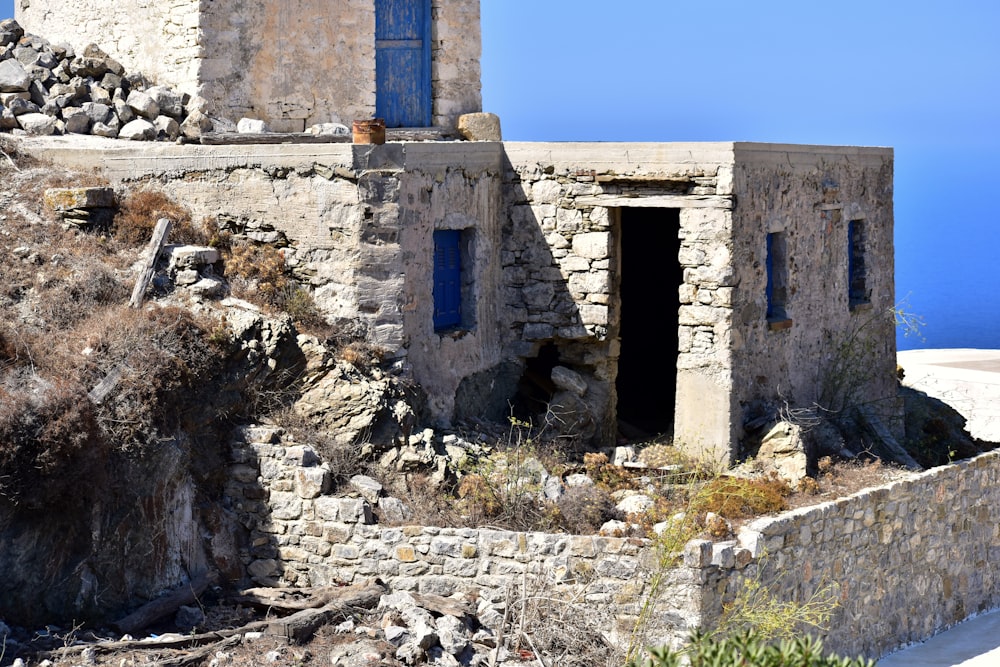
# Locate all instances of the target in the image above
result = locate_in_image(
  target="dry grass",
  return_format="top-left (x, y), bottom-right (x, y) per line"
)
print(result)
top-left (691, 475), bottom-right (791, 520)
top-left (112, 189), bottom-right (208, 246)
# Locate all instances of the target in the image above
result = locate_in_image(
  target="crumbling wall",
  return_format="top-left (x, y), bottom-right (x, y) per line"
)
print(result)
top-left (50, 141), bottom-right (506, 427)
top-left (226, 425), bottom-right (712, 651)
top-left (728, 145), bottom-right (898, 451)
top-left (228, 427), bottom-right (1000, 661)
top-left (32, 139), bottom-right (895, 455)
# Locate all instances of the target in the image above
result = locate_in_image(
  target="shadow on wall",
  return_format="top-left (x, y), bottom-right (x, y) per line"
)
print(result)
top-left (451, 157), bottom-right (610, 446)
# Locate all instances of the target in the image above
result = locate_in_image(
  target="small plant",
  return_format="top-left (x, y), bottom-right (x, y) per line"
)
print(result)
top-left (113, 189), bottom-right (206, 246)
top-left (224, 241), bottom-right (290, 304)
top-left (627, 630), bottom-right (876, 667)
top-left (714, 576), bottom-right (841, 642)
top-left (691, 475), bottom-right (791, 519)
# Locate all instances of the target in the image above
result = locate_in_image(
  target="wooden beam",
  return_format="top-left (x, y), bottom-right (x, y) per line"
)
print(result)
top-left (573, 195), bottom-right (733, 209)
top-left (129, 218), bottom-right (172, 309)
top-left (114, 572), bottom-right (217, 635)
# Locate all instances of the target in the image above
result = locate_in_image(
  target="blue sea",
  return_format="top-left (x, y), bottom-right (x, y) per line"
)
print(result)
top-left (894, 146), bottom-right (1000, 352)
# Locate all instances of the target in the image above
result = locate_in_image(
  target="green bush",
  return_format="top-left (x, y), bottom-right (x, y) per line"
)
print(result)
top-left (627, 630), bottom-right (876, 667)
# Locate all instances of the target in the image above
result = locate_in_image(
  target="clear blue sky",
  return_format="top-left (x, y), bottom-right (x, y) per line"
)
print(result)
top-left (3, 1), bottom-right (998, 348)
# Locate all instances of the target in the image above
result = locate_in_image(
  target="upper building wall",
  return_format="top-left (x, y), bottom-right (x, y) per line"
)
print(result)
top-left (16, 0), bottom-right (482, 130)
top-left (728, 143), bottom-right (897, 439)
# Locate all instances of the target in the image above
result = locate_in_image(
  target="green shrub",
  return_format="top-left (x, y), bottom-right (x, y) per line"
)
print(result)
top-left (627, 630), bottom-right (876, 667)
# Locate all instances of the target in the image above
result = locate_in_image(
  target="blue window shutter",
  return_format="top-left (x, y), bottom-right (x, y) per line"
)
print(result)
top-left (375, 0), bottom-right (432, 128)
top-left (434, 230), bottom-right (461, 330)
top-left (766, 232), bottom-right (775, 319)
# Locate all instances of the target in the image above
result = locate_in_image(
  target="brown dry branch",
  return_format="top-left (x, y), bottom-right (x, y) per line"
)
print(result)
top-left (51, 581), bottom-right (386, 665)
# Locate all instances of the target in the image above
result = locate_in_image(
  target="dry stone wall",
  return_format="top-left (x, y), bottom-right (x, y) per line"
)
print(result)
top-left (699, 450), bottom-right (1000, 658)
top-left (227, 425), bottom-right (1000, 661)
top-left (225, 425), bottom-right (715, 651)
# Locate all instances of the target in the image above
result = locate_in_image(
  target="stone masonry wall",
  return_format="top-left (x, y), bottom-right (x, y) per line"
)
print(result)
top-left (728, 145), bottom-right (898, 444)
top-left (698, 450), bottom-right (1000, 658)
top-left (500, 143), bottom-right (735, 448)
top-left (227, 425), bottom-right (1000, 661)
top-left (36, 140), bottom-right (893, 451)
top-left (225, 425), bottom-right (715, 651)
top-left (226, 424), bottom-right (1000, 661)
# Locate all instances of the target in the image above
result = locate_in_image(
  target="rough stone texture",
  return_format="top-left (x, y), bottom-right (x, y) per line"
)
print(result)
top-left (17, 0), bottom-right (482, 130)
top-left (756, 421), bottom-right (809, 484)
top-left (500, 142), bottom-right (896, 459)
top-left (457, 112), bottom-right (501, 141)
top-left (706, 451), bottom-right (1000, 660)
top-left (226, 425), bottom-right (696, 649)
top-left (225, 424), bottom-right (1000, 661)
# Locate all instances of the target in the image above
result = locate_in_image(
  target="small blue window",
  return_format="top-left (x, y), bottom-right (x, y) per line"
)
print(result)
top-left (433, 230), bottom-right (462, 330)
top-left (848, 220), bottom-right (869, 307)
top-left (766, 232), bottom-right (788, 322)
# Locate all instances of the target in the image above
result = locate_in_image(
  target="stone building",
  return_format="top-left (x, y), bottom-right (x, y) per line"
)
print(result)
top-left (23, 1), bottom-right (898, 466)
top-left (15, 0), bottom-right (482, 131)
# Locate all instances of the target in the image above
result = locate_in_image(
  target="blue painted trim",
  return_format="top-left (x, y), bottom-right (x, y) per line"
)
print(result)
top-left (433, 230), bottom-right (462, 330)
top-left (421, 0), bottom-right (432, 127)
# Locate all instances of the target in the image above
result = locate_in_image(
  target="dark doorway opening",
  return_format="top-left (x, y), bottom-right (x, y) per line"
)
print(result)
top-left (616, 208), bottom-right (682, 438)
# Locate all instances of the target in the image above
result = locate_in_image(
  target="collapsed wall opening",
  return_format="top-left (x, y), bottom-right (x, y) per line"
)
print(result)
top-left (615, 207), bottom-right (682, 438)
top-left (512, 342), bottom-right (560, 421)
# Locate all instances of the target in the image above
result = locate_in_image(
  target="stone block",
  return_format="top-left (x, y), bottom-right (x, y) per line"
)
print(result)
top-left (571, 232), bottom-right (611, 259)
top-left (683, 539), bottom-right (713, 568)
top-left (314, 496), bottom-right (340, 521)
top-left (339, 497), bottom-right (374, 524)
top-left (294, 466), bottom-right (330, 499)
top-left (456, 112), bottom-right (501, 141)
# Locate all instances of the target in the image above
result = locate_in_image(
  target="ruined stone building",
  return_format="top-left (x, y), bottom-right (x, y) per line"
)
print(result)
top-left (21, 1), bottom-right (898, 466)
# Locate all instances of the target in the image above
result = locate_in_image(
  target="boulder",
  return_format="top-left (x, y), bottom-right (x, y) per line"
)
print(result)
top-left (119, 118), bottom-right (156, 140)
top-left (153, 114), bottom-right (180, 141)
top-left (0, 18), bottom-right (25, 47)
top-left (237, 117), bottom-right (269, 133)
top-left (456, 112), bottom-right (502, 141)
top-left (126, 90), bottom-right (159, 120)
top-left (551, 365), bottom-right (587, 396)
top-left (0, 58), bottom-right (31, 93)
top-left (179, 109), bottom-right (213, 139)
top-left (16, 111), bottom-right (56, 135)
top-left (147, 85), bottom-right (184, 119)
top-left (61, 106), bottom-right (91, 134)
top-left (757, 421), bottom-right (808, 484)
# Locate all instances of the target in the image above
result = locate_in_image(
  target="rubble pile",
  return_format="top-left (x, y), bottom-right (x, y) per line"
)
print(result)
top-left (0, 18), bottom-right (213, 140)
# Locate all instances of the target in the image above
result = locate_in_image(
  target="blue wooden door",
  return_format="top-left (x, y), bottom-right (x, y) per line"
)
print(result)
top-left (433, 230), bottom-right (462, 330)
top-left (375, 0), bottom-right (432, 127)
